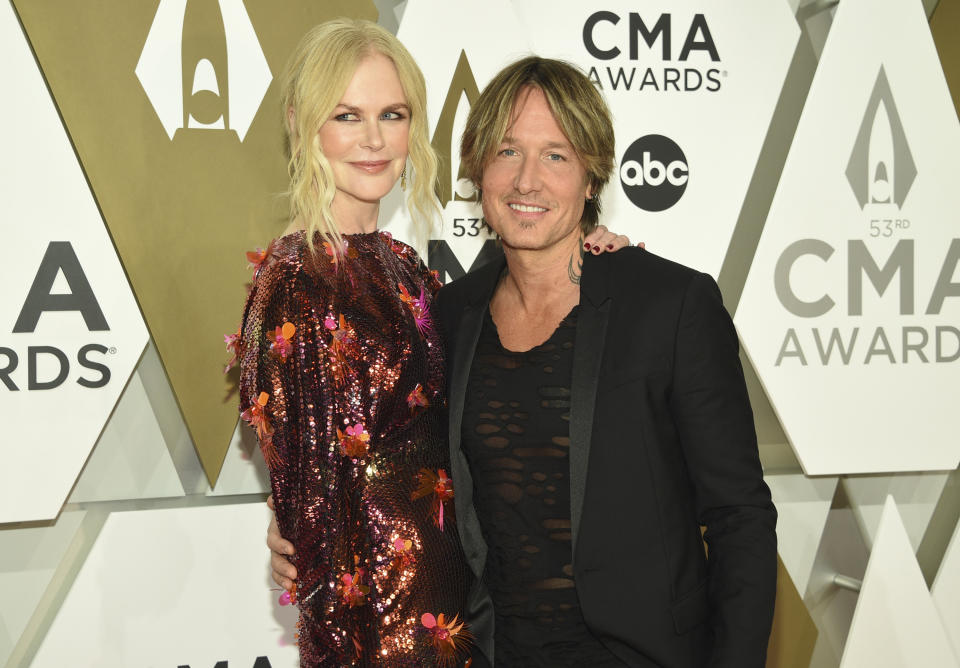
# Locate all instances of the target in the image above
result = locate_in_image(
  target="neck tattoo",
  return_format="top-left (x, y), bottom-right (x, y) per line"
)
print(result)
top-left (568, 238), bottom-right (585, 286)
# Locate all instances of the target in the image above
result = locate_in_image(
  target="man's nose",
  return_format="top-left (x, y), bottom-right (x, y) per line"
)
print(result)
top-left (514, 155), bottom-right (542, 193)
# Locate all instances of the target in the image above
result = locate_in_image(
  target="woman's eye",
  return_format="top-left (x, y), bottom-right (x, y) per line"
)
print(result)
top-left (335, 113), bottom-right (358, 122)
top-left (382, 111), bottom-right (405, 120)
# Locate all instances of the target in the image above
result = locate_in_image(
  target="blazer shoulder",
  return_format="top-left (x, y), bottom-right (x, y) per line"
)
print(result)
top-left (595, 247), bottom-right (706, 295)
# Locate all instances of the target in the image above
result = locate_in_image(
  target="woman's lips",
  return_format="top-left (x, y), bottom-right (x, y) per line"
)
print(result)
top-left (350, 160), bottom-right (391, 174)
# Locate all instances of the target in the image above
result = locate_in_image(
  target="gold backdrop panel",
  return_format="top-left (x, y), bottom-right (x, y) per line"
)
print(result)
top-left (932, 0), bottom-right (960, 119)
top-left (766, 555), bottom-right (818, 668)
top-left (13, 0), bottom-right (377, 484)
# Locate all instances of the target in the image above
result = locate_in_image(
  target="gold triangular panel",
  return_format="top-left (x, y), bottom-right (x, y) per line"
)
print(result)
top-left (931, 0), bottom-right (960, 120)
top-left (14, 0), bottom-right (378, 484)
top-left (767, 554), bottom-right (818, 668)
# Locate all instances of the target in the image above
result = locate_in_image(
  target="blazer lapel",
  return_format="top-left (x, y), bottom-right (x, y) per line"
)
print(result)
top-left (569, 254), bottom-right (612, 567)
top-left (447, 257), bottom-right (505, 581)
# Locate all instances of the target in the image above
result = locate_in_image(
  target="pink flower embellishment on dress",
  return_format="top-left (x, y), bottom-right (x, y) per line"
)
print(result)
top-left (421, 612), bottom-right (472, 665)
top-left (277, 582), bottom-right (297, 606)
top-left (407, 383), bottom-right (429, 410)
top-left (390, 536), bottom-right (414, 571)
top-left (267, 322), bottom-right (296, 361)
top-left (337, 570), bottom-right (369, 608)
top-left (337, 422), bottom-right (370, 458)
top-left (324, 314), bottom-right (353, 346)
top-left (223, 327), bottom-right (241, 373)
top-left (398, 283), bottom-right (432, 334)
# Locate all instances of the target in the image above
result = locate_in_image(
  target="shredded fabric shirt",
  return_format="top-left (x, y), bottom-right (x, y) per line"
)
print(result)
top-left (462, 307), bottom-right (622, 666)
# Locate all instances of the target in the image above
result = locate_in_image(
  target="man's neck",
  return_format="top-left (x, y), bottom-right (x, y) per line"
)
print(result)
top-left (498, 235), bottom-right (584, 314)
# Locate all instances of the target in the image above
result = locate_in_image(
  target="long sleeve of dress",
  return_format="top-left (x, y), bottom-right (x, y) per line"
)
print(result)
top-left (239, 241), bottom-right (358, 661)
top-left (237, 231), bottom-right (470, 667)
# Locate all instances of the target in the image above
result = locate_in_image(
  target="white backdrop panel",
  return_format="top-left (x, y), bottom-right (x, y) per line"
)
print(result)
top-left (31, 504), bottom-right (298, 668)
top-left (737, 0), bottom-right (960, 475)
top-left (0, 511), bottom-right (86, 667)
top-left (839, 496), bottom-right (956, 667)
top-left (0, 0), bottom-right (149, 522)
top-left (67, 373), bottom-right (185, 504)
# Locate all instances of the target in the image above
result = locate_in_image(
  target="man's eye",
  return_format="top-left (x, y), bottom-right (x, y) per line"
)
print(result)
top-left (547, 153), bottom-right (565, 161)
top-left (499, 148), bottom-right (518, 157)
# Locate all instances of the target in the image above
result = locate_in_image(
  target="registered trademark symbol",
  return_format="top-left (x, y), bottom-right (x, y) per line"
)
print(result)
top-left (108, 347), bottom-right (117, 355)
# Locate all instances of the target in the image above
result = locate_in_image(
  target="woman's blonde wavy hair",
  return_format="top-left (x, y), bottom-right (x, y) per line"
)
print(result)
top-left (279, 19), bottom-right (438, 254)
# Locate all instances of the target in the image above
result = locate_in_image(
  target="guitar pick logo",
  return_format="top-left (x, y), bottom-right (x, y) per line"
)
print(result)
top-left (136, 0), bottom-right (272, 141)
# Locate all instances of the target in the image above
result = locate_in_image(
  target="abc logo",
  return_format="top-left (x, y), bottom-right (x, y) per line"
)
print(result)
top-left (619, 135), bottom-right (689, 212)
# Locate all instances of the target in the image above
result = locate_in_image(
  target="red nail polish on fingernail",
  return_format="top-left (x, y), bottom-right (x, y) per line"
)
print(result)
top-left (593, 245), bottom-right (600, 252)
top-left (584, 242), bottom-right (591, 249)
top-left (606, 244), bottom-right (613, 250)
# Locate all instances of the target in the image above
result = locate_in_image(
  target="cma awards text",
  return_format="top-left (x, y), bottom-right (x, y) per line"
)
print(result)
top-left (1, 242), bottom-right (114, 391)
top-left (773, 238), bottom-right (960, 366)
top-left (583, 11), bottom-right (723, 93)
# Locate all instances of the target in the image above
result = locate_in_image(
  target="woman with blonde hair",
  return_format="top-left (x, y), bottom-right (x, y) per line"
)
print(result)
top-left (236, 18), bottom-right (625, 667)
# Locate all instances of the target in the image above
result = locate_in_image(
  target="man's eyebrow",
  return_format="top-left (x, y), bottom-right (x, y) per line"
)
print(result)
top-left (500, 135), bottom-right (573, 150)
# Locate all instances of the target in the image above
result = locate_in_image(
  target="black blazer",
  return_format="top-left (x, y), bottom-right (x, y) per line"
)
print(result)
top-left (436, 247), bottom-right (777, 668)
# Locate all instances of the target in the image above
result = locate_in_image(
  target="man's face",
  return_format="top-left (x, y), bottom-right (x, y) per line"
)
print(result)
top-left (480, 87), bottom-right (590, 254)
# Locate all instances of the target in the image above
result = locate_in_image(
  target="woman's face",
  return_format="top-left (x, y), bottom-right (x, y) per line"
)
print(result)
top-left (317, 52), bottom-right (410, 216)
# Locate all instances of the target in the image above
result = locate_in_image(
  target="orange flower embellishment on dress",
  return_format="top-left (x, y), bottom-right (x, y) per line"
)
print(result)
top-left (337, 570), bottom-right (370, 608)
top-left (241, 391), bottom-right (281, 468)
top-left (407, 383), bottom-right (429, 410)
top-left (267, 322), bottom-right (296, 361)
top-left (223, 326), bottom-right (241, 373)
top-left (246, 240), bottom-right (275, 276)
top-left (398, 283), bottom-right (432, 334)
top-left (241, 391), bottom-right (272, 439)
top-left (337, 423), bottom-right (370, 458)
top-left (421, 612), bottom-right (472, 665)
top-left (412, 468), bottom-right (455, 530)
top-left (323, 239), bottom-right (359, 265)
top-left (324, 314), bottom-right (354, 385)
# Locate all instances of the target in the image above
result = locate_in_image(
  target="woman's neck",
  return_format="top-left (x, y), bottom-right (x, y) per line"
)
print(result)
top-left (331, 194), bottom-right (380, 234)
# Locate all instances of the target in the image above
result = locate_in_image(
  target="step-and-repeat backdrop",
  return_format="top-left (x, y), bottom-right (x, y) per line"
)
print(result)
top-left (1, 0), bottom-right (958, 666)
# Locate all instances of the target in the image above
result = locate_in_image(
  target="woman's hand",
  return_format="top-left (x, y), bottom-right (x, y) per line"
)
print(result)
top-left (582, 224), bottom-right (645, 254)
top-left (266, 495), bottom-right (297, 591)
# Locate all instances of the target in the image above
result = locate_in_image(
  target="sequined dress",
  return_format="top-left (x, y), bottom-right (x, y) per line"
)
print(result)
top-left (237, 230), bottom-right (472, 667)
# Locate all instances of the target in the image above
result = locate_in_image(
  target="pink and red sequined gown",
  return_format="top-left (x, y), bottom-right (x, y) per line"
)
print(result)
top-left (237, 230), bottom-right (472, 666)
